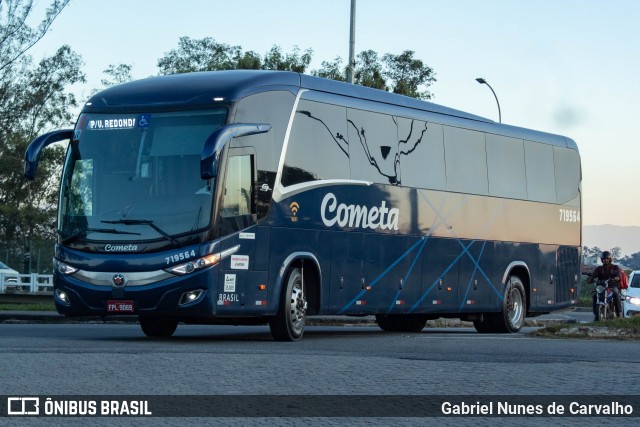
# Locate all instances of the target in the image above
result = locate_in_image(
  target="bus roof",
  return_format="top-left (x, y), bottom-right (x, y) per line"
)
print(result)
top-left (85, 70), bottom-right (577, 150)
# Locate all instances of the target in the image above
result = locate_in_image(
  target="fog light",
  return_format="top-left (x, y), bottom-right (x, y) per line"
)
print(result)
top-left (55, 289), bottom-right (70, 305)
top-left (179, 289), bottom-right (205, 305)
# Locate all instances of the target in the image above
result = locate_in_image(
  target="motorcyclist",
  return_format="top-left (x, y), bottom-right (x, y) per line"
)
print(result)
top-left (586, 250), bottom-right (622, 319)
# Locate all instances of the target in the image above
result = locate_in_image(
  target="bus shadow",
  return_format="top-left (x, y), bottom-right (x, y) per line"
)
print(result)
top-left (87, 324), bottom-right (480, 343)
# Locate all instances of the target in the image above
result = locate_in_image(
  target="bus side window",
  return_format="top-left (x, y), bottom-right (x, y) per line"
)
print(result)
top-left (219, 154), bottom-right (255, 236)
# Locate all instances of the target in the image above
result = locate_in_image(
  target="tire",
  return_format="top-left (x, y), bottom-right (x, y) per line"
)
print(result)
top-left (595, 305), bottom-right (605, 322)
top-left (473, 276), bottom-right (526, 333)
top-left (606, 303), bottom-right (615, 320)
top-left (269, 267), bottom-right (306, 341)
top-left (376, 314), bottom-right (427, 332)
top-left (139, 316), bottom-right (178, 338)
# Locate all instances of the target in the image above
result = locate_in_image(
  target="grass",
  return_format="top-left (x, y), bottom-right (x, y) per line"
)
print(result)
top-left (0, 302), bottom-right (56, 311)
top-left (532, 315), bottom-right (640, 339)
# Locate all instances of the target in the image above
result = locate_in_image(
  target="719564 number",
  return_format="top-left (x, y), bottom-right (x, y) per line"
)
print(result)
top-left (165, 250), bottom-right (196, 264)
top-left (559, 209), bottom-right (580, 223)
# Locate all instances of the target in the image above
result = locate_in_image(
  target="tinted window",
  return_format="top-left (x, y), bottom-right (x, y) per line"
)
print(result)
top-left (395, 118), bottom-right (446, 190)
top-left (524, 140), bottom-right (557, 203)
top-left (347, 108), bottom-right (400, 184)
top-left (554, 146), bottom-right (581, 205)
top-left (281, 100), bottom-right (349, 187)
top-left (443, 126), bottom-right (488, 195)
top-left (486, 134), bottom-right (527, 199)
top-left (219, 155), bottom-right (254, 236)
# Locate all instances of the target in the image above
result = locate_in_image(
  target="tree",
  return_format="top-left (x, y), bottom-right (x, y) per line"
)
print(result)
top-left (312, 57), bottom-right (346, 82)
top-left (312, 49), bottom-right (435, 99)
top-left (157, 36), bottom-right (243, 74)
top-left (0, 1), bottom-right (83, 271)
top-left (620, 252), bottom-right (640, 270)
top-left (382, 50), bottom-right (435, 100)
top-left (354, 50), bottom-right (387, 90)
top-left (157, 36), bottom-right (313, 75)
top-left (100, 63), bottom-right (133, 88)
top-left (0, 0), bottom-right (69, 75)
top-left (262, 45), bottom-right (312, 73)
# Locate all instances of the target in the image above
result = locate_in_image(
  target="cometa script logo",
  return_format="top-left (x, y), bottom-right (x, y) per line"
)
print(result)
top-left (321, 193), bottom-right (399, 230)
top-left (104, 244), bottom-right (138, 252)
top-left (290, 201), bottom-right (300, 223)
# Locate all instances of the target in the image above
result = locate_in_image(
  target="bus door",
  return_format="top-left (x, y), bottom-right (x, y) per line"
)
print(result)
top-left (216, 149), bottom-right (269, 313)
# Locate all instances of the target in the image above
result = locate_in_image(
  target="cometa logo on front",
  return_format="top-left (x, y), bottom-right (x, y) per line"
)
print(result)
top-left (320, 193), bottom-right (400, 231)
top-left (104, 244), bottom-right (138, 252)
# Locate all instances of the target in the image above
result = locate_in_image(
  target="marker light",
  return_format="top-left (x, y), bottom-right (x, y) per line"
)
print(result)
top-left (166, 245), bottom-right (239, 276)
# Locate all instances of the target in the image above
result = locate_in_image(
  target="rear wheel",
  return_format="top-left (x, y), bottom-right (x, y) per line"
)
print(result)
top-left (473, 276), bottom-right (526, 333)
top-left (376, 314), bottom-right (427, 332)
top-left (139, 316), bottom-right (178, 338)
top-left (269, 267), bottom-right (306, 341)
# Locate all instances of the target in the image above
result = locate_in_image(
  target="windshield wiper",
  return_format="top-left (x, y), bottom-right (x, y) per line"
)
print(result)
top-left (59, 228), bottom-right (141, 245)
top-left (101, 219), bottom-right (178, 245)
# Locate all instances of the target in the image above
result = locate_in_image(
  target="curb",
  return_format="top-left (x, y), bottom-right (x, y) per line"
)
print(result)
top-left (0, 311), bottom-right (577, 327)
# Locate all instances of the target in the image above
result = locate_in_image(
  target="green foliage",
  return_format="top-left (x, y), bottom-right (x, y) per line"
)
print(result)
top-left (383, 50), bottom-right (436, 100)
top-left (157, 37), bottom-right (436, 100)
top-left (354, 50), bottom-right (387, 90)
top-left (157, 36), bottom-right (313, 75)
top-left (0, 0), bottom-right (82, 271)
top-left (313, 57), bottom-right (347, 82)
top-left (0, 302), bottom-right (55, 311)
top-left (620, 253), bottom-right (640, 270)
top-left (313, 49), bottom-right (435, 99)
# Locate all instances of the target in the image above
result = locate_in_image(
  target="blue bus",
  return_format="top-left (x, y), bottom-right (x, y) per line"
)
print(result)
top-left (24, 70), bottom-right (581, 340)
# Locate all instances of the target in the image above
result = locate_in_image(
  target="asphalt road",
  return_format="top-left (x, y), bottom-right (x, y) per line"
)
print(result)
top-left (1, 321), bottom-right (640, 426)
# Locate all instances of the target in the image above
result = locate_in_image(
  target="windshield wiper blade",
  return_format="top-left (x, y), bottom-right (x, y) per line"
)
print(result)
top-left (59, 228), bottom-right (141, 245)
top-left (101, 219), bottom-right (178, 245)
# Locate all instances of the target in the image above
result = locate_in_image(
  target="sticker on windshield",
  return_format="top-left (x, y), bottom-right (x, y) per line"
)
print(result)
top-left (138, 114), bottom-right (151, 128)
top-left (87, 117), bottom-right (137, 130)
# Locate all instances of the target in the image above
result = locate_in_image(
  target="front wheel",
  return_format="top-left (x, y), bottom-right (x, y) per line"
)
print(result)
top-left (595, 304), bottom-right (605, 321)
top-left (269, 267), bottom-right (306, 341)
top-left (140, 316), bottom-right (178, 338)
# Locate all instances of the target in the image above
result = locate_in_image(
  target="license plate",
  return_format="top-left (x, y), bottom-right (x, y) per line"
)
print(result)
top-left (106, 300), bottom-right (135, 313)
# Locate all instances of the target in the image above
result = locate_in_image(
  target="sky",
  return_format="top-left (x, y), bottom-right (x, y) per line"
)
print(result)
top-left (25, 0), bottom-right (640, 227)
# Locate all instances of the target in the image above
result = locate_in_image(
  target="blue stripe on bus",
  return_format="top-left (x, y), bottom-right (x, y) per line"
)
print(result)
top-left (338, 236), bottom-right (426, 314)
top-left (455, 239), bottom-right (503, 301)
top-left (387, 236), bottom-right (429, 313)
top-left (459, 241), bottom-right (487, 311)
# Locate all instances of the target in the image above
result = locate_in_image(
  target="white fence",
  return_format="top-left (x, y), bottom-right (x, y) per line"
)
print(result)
top-left (0, 273), bottom-right (54, 294)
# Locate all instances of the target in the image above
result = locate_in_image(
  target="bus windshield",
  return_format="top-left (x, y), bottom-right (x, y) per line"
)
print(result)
top-left (58, 109), bottom-right (227, 245)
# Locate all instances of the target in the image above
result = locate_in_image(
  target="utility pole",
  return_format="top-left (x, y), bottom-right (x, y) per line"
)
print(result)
top-left (348, 0), bottom-right (356, 83)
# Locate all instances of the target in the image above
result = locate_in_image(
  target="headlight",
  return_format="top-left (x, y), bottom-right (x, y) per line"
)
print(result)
top-left (596, 285), bottom-right (605, 293)
top-left (627, 297), bottom-right (640, 306)
top-left (165, 245), bottom-right (239, 276)
top-left (53, 258), bottom-right (78, 275)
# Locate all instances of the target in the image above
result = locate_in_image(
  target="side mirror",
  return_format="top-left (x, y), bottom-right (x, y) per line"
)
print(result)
top-left (24, 129), bottom-right (73, 180)
top-left (200, 123), bottom-right (270, 179)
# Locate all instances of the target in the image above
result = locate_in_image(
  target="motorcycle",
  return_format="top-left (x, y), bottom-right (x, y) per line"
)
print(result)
top-left (594, 279), bottom-right (624, 321)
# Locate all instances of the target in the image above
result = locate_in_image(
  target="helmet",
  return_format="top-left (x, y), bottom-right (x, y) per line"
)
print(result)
top-left (601, 251), bottom-right (612, 262)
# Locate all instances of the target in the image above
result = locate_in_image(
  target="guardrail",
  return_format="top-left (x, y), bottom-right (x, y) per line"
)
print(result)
top-left (0, 273), bottom-right (53, 294)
